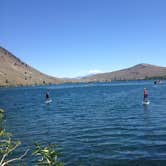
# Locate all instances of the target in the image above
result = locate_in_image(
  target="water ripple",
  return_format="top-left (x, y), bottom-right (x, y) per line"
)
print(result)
top-left (1, 81), bottom-right (166, 165)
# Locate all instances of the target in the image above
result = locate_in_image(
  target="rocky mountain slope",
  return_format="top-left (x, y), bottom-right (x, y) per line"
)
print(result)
top-left (0, 47), bottom-right (63, 86)
top-left (1, 46), bottom-right (166, 86)
top-left (79, 63), bottom-right (166, 82)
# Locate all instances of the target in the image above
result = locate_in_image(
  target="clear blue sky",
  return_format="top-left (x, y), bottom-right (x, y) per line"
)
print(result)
top-left (1, 0), bottom-right (166, 77)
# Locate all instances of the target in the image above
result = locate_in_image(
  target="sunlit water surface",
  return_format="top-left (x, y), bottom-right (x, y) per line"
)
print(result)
top-left (0, 81), bottom-right (166, 166)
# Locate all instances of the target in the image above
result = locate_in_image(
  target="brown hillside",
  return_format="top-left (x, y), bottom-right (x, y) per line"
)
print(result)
top-left (0, 47), bottom-right (63, 86)
top-left (80, 63), bottom-right (166, 82)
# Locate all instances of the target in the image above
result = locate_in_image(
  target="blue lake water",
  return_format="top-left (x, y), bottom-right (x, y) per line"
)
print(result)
top-left (0, 81), bottom-right (166, 166)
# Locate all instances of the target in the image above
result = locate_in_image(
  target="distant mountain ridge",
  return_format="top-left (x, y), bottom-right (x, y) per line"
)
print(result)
top-left (0, 46), bottom-right (63, 86)
top-left (1, 46), bottom-right (166, 86)
top-left (79, 63), bottom-right (166, 82)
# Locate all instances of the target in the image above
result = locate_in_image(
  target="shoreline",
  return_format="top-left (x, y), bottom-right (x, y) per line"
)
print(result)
top-left (0, 79), bottom-right (165, 88)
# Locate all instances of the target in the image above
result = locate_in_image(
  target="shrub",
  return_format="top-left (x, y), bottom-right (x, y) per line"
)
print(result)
top-left (33, 143), bottom-right (64, 166)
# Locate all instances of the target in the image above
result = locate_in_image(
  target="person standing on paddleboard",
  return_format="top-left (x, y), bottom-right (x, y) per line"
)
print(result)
top-left (143, 88), bottom-right (148, 102)
top-left (45, 91), bottom-right (50, 100)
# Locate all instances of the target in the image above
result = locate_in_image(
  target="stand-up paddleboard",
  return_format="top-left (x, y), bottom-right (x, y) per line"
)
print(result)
top-left (142, 100), bottom-right (150, 105)
top-left (45, 99), bottom-right (52, 104)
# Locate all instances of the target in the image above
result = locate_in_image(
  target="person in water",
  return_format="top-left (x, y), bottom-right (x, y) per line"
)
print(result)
top-left (143, 88), bottom-right (148, 102)
top-left (45, 91), bottom-right (50, 100)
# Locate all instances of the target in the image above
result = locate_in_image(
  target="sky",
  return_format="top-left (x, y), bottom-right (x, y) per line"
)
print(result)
top-left (1, 0), bottom-right (166, 78)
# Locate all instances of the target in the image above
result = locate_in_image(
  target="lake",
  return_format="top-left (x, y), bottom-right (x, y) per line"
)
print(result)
top-left (0, 81), bottom-right (166, 166)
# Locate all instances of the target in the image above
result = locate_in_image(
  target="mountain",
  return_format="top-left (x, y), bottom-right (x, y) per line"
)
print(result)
top-left (1, 46), bottom-right (166, 86)
top-left (0, 47), bottom-right (63, 86)
top-left (79, 63), bottom-right (166, 82)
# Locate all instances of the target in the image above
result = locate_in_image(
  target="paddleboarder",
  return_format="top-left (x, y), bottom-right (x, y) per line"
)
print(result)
top-left (45, 91), bottom-right (50, 100)
top-left (143, 88), bottom-right (148, 102)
